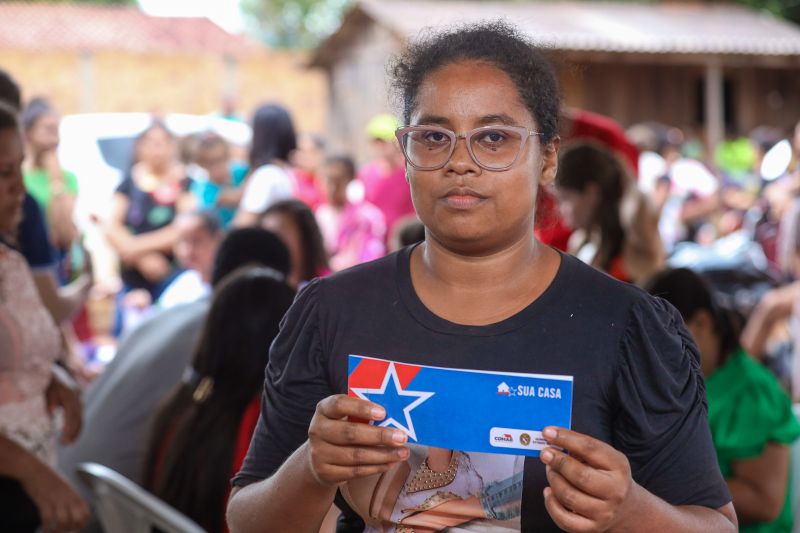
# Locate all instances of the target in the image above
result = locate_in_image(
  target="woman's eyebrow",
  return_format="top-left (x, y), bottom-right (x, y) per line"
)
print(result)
top-left (414, 114), bottom-right (450, 126)
top-left (477, 114), bottom-right (518, 126)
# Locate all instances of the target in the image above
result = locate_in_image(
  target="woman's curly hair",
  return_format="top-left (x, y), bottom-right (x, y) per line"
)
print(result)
top-left (389, 20), bottom-right (560, 144)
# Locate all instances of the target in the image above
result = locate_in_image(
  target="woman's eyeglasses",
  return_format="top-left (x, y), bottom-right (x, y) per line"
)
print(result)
top-left (395, 125), bottom-right (542, 171)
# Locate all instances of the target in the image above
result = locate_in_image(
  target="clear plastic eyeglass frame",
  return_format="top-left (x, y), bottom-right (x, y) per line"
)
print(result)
top-left (395, 125), bottom-right (542, 171)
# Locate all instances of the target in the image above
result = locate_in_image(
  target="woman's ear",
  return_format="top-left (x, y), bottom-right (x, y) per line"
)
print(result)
top-left (539, 136), bottom-right (560, 187)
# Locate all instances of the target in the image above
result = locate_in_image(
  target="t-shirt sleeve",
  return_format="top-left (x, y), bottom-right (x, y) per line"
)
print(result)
top-left (64, 170), bottom-right (79, 196)
top-left (115, 174), bottom-right (134, 198)
top-left (612, 295), bottom-right (731, 508)
top-left (238, 165), bottom-right (294, 214)
top-left (713, 359), bottom-right (800, 462)
top-left (232, 278), bottom-right (333, 487)
top-left (17, 194), bottom-right (57, 271)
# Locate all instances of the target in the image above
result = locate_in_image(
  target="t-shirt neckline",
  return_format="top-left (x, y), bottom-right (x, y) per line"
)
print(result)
top-left (396, 243), bottom-right (574, 336)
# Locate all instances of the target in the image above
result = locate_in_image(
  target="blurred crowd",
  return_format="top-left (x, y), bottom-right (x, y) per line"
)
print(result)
top-left (2, 59), bottom-right (800, 533)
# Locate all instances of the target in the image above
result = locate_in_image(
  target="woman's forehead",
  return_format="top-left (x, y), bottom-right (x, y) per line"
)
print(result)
top-left (412, 60), bottom-right (532, 126)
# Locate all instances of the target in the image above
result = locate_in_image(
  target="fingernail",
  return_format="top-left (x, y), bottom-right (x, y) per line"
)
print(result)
top-left (543, 427), bottom-right (557, 439)
top-left (392, 431), bottom-right (407, 443)
top-left (398, 447), bottom-right (410, 459)
top-left (543, 487), bottom-right (551, 498)
top-left (541, 449), bottom-right (553, 464)
top-left (371, 407), bottom-right (385, 419)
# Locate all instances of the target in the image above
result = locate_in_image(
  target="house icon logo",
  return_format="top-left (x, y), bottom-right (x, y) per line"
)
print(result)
top-left (497, 382), bottom-right (510, 395)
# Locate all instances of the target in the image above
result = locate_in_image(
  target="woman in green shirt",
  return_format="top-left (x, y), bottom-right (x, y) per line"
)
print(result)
top-left (21, 98), bottom-right (79, 260)
top-left (647, 267), bottom-right (800, 532)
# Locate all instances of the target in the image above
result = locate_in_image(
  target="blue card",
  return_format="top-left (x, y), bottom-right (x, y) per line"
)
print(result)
top-left (348, 354), bottom-right (573, 457)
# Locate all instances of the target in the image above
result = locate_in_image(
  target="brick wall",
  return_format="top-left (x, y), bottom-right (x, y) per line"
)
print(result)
top-left (0, 47), bottom-right (328, 134)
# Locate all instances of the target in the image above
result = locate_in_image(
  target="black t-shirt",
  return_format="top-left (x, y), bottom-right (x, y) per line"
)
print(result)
top-left (18, 193), bottom-right (57, 271)
top-left (115, 173), bottom-right (189, 293)
top-left (233, 246), bottom-right (730, 532)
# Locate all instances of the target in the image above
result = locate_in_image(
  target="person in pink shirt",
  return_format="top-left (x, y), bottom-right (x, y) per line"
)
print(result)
top-left (316, 155), bottom-right (386, 271)
top-left (356, 114), bottom-right (415, 238)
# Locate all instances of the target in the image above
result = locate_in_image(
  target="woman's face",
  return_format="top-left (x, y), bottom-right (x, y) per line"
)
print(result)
top-left (137, 127), bottom-right (176, 171)
top-left (407, 60), bottom-right (558, 254)
top-left (0, 128), bottom-right (26, 234)
top-left (27, 111), bottom-right (60, 152)
top-left (555, 184), bottom-right (600, 231)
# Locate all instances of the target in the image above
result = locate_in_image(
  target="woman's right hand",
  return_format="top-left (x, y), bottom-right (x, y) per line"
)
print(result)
top-left (306, 395), bottom-right (410, 487)
top-left (21, 459), bottom-right (90, 532)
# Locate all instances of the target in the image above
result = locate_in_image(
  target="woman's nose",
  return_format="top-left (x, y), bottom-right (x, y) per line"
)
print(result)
top-left (445, 136), bottom-right (479, 176)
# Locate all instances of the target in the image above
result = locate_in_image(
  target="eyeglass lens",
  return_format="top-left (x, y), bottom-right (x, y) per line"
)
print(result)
top-left (401, 127), bottom-right (524, 169)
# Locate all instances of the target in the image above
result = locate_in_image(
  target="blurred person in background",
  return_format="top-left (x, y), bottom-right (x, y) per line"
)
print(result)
top-left (536, 108), bottom-right (642, 251)
top-left (103, 121), bottom-right (190, 301)
top-left (234, 104), bottom-right (297, 227)
top-left (716, 129), bottom-right (758, 190)
top-left (555, 142), bottom-right (663, 284)
top-left (21, 97), bottom-right (79, 281)
top-left (0, 100), bottom-right (89, 533)
top-left (0, 70), bottom-right (92, 328)
top-left (119, 210), bottom-right (223, 327)
top-left (647, 267), bottom-right (800, 533)
top-left (356, 113), bottom-right (415, 239)
top-left (57, 228), bottom-right (291, 530)
top-left (260, 199), bottom-right (329, 287)
top-left (0, 70), bottom-right (94, 385)
top-left (742, 196), bottom-right (800, 398)
top-left (389, 216), bottom-right (425, 252)
top-left (144, 266), bottom-right (295, 533)
top-left (188, 131), bottom-right (248, 228)
top-left (289, 132), bottom-right (325, 211)
top-left (156, 210), bottom-right (222, 309)
top-left (776, 120), bottom-right (800, 277)
top-left (628, 123), bottom-right (720, 250)
top-left (315, 154), bottom-right (386, 271)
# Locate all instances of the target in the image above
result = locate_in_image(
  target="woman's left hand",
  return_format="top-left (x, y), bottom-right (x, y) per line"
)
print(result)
top-left (541, 426), bottom-right (641, 533)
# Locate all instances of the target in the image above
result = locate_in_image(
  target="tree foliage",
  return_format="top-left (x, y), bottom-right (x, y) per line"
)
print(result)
top-left (737, 0), bottom-right (800, 23)
top-left (241, 0), bottom-right (350, 48)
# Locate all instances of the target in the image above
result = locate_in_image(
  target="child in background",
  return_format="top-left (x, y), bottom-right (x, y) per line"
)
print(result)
top-left (189, 132), bottom-right (247, 228)
top-left (315, 155), bottom-right (386, 271)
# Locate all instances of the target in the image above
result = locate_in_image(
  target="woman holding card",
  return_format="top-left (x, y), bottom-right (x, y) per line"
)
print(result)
top-left (227, 22), bottom-right (736, 533)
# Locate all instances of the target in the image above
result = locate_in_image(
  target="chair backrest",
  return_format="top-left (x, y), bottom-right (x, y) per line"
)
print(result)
top-left (792, 405), bottom-right (800, 533)
top-left (77, 462), bottom-right (206, 533)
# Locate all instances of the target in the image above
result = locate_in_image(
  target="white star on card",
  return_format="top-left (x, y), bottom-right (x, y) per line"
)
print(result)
top-left (351, 362), bottom-right (434, 441)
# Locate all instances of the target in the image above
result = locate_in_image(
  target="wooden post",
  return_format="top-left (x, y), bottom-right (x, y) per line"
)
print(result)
top-left (223, 54), bottom-right (238, 103)
top-left (79, 50), bottom-right (95, 113)
top-left (705, 60), bottom-right (724, 151)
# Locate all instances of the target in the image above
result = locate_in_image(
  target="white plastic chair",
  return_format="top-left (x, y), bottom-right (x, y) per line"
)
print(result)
top-left (76, 462), bottom-right (206, 533)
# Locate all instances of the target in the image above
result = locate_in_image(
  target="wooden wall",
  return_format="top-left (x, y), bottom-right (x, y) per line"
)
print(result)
top-left (318, 18), bottom-right (800, 161)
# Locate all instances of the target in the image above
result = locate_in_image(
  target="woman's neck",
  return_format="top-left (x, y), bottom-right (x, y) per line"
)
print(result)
top-left (419, 234), bottom-right (541, 288)
top-left (410, 233), bottom-right (560, 325)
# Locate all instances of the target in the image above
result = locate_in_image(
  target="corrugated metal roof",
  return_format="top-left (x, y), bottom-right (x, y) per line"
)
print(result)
top-left (354, 0), bottom-right (800, 56)
top-left (0, 3), bottom-right (261, 55)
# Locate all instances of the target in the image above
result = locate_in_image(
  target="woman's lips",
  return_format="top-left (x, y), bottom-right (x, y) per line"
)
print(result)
top-left (441, 188), bottom-right (487, 209)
